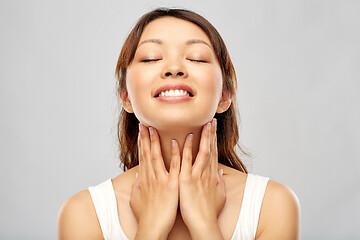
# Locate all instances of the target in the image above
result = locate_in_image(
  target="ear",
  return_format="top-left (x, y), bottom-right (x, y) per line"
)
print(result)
top-left (119, 89), bottom-right (134, 113)
top-left (216, 91), bottom-right (232, 114)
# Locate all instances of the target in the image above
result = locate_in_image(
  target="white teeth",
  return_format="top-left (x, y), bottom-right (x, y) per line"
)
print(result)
top-left (159, 89), bottom-right (190, 97)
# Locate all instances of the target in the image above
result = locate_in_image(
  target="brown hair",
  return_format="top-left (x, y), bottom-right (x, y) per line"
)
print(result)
top-left (115, 7), bottom-right (249, 173)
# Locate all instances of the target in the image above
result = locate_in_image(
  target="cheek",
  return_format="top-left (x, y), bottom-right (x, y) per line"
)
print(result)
top-left (197, 67), bottom-right (223, 98)
top-left (126, 66), bottom-right (155, 100)
top-left (191, 66), bottom-right (223, 119)
top-left (211, 70), bottom-right (223, 96)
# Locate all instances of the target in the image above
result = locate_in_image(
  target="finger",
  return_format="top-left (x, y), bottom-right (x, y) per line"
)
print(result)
top-left (209, 131), bottom-right (220, 184)
top-left (149, 127), bottom-right (167, 178)
top-left (139, 123), bottom-right (155, 181)
top-left (169, 139), bottom-right (181, 181)
top-left (137, 132), bottom-right (146, 182)
top-left (209, 118), bottom-right (218, 176)
top-left (204, 118), bottom-right (216, 177)
top-left (180, 133), bottom-right (193, 178)
top-left (214, 133), bottom-right (220, 182)
top-left (192, 122), bottom-right (211, 178)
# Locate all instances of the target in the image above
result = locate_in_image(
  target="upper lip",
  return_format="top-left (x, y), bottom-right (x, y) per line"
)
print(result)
top-left (154, 83), bottom-right (195, 97)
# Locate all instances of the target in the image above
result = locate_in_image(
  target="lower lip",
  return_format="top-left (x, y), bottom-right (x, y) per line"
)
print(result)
top-left (155, 95), bottom-right (193, 102)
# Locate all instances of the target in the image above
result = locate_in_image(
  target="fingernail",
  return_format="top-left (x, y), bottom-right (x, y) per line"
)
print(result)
top-left (207, 122), bottom-right (211, 131)
top-left (139, 123), bottom-right (144, 132)
top-left (188, 134), bottom-right (193, 141)
top-left (149, 127), bottom-right (154, 136)
top-left (172, 140), bottom-right (177, 148)
top-left (219, 169), bottom-right (223, 176)
top-left (212, 118), bottom-right (216, 128)
top-left (136, 172), bottom-right (139, 179)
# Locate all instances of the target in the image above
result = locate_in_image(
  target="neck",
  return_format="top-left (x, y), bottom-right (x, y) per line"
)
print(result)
top-left (156, 127), bottom-right (203, 172)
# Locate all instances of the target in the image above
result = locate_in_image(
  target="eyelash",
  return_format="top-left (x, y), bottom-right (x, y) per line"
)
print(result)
top-left (141, 59), bottom-right (162, 63)
top-left (141, 59), bottom-right (207, 63)
top-left (188, 59), bottom-right (207, 63)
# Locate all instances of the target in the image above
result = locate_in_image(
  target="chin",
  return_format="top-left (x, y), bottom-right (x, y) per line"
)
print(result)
top-left (150, 117), bottom-right (210, 131)
top-left (136, 108), bottom-right (215, 129)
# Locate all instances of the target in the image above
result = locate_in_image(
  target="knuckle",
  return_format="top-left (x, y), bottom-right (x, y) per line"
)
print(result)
top-left (196, 177), bottom-right (204, 188)
top-left (159, 179), bottom-right (166, 187)
top-left (167, 179), bottom-right (178, 190)
top-left (201, 172), bottom-right (209, 181)
top-left (170, 158), bottom-right (178, 169)
top-left (158, 175), bottom-right (167, 184)
top-left (151, 154), bottom-right (157, 162)
top-left (210, 174), bottom-right (218, 184)
top-left (179, 175), bottom-right (191, 185)
top-left (195, 174), bottom-right (202, 182)
top-left (172, 147), bottom-right (179, 155)
top-left (148, 174), bottom-right (157, 182)
top-left (201, 148), bottom-right (210, 157)
top-left (139, 178), bottom-right (146, 188)
top-left (148, 180), bottom-right (155, 189)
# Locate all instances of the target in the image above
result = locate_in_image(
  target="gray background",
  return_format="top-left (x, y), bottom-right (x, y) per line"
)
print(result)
top-left (0, 0), bottom-right (359, 239)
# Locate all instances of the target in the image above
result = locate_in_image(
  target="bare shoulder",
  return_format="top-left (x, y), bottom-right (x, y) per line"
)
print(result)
top-left (57, 189), bottom-right (104, 240)
top-left (112, 166), bottom-right (139, 194)
top-left (256, 179), bottom-right (301, 240)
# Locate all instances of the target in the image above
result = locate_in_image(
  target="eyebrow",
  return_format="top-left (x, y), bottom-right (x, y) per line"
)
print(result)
top-left (138, 38), bottom-right (212, 49)
top-left (138, 38), bottom-right (163, 46)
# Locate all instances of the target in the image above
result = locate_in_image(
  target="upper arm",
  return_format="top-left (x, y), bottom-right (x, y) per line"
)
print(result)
top-left (256, 180), bottom-right (301, 240)
top-left (57, 190), bottom-right (104, 240)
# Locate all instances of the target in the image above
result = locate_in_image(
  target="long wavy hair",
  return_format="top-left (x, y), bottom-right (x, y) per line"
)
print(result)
top-left (115, 7), bottom-right (249, 173)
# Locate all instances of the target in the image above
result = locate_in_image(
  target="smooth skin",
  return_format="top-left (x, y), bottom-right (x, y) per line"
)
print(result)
top-left (57, 125), bottom-right (300, 240)
top-left (132, 119), bottom-right (225, 240)
top-left (120, 17), bottom-right (230, 174)
top-left (57, 16), bottom-right (300, 240)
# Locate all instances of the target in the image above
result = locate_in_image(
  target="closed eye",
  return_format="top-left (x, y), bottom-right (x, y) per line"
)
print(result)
top-left (187, 59), bottom-right (207, 63)
top-left (141, 59), bottom-right (162, 63)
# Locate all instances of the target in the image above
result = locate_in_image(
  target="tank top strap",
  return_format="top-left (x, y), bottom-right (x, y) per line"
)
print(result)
top-left (232, 173), bottom-right (270, 240)
top-left (88, 179), bottom-right (126, 240)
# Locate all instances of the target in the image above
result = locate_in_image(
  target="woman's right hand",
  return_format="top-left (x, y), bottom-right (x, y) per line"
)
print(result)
top-left (130, 124), bottom-right (181, 240)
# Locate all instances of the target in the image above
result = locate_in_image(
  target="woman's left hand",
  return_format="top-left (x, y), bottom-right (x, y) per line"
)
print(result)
top-left (178, 118), bottom-right (226, 238)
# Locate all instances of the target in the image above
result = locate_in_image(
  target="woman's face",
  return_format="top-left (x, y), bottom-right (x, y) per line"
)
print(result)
top-left (122, 16), bottom-right (230, 129)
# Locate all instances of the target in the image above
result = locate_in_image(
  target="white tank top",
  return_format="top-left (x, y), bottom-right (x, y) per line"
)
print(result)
top-left (88, 173), bottom-right (269, 240)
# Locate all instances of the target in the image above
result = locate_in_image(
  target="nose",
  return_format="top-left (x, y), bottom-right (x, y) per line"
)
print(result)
top-left (161, 59), bottom-right (188, 78)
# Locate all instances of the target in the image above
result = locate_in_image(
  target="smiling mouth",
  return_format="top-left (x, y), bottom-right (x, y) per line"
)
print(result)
top-left (155, 94), bottom-right (193, 103)
top-left (154, 83), bottom-right (195, 98)
top-left (155, 89), bottom-right (194, 98)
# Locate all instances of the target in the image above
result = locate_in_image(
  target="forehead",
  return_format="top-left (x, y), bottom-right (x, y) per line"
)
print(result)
top-left (138, 16), bottom-right (212, 47)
